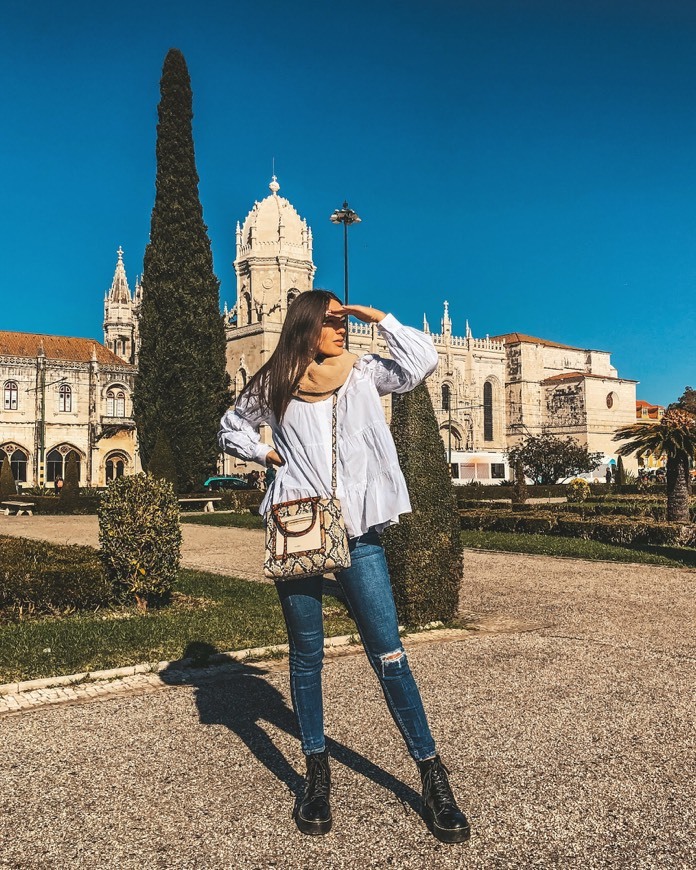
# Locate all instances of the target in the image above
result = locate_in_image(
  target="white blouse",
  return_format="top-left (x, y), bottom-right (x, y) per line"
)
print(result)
top-left (217, 314), bottom-right (439, 538)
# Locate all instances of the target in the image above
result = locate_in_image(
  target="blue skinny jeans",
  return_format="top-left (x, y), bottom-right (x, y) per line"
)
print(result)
top-left (275, 528), bottom-right (437, 762)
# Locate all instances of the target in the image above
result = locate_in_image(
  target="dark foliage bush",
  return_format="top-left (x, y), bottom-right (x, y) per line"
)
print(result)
top-left (98, 473), bottom-right (181, 609)
top-left (515, 514), bottom-right (557, 534)
top-left (383, 384), bottom-right (462, 624)
top-left (0, 457), bottom-right (17, 499)
top-left (60, 452), bottom-right (80, 511)
top-left (6, 495), bottom-right (101, 515)
top-left (459, 509), bottom-right (696, 548)
top-left (489, 514), bottom-right (521, 533)
top-left (148, 431), bottom-right (179, 490)
top-left (0, 536), bottom-right (113, 618)
top-left (218, 489), bottom-right (264, 512)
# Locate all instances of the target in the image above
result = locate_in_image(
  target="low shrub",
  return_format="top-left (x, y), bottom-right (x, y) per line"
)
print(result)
top-left (555, 516), bottom-right (593, 539)
top-left (489, 514), bottom-right (521, 532)
top-left (0, 535), bottom-right (112, 618)
top-left (515, 514), bottom-right (557, 534)
top-left (98, 474), bottom-right (181, 609)
top-left (218, 489), bottom-right (264, 512)
top-left (459, 507), bottom-right (696, 547)
top-left (567, 478), bottom-right (591, 503)
top-left (5, 495), bottom-right (101, 515)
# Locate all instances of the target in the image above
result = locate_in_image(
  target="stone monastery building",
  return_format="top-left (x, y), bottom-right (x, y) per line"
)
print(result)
top-left (0, 179), bottom-right (638, 488)
top-left (219, 179), bottom-right (637, 481)
top-left (0, 256), bottom-right (139, 489)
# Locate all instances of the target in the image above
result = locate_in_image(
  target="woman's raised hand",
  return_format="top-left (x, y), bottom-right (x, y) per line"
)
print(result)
top-left (266, 449), bottom-right (285, 467)
top-left (336, 304), bottom-right (386, 324)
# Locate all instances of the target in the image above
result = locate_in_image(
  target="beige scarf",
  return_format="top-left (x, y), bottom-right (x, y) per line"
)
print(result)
top-left (293, 351), bottom-right (358, 402)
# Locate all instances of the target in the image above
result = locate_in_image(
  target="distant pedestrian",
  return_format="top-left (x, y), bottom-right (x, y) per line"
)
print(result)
top-left (605, 467), bottom-right (613, 485)
top-left (219, 291), bottom-right (470, 844)
top-left (54, 476), bottom-right (64, 494)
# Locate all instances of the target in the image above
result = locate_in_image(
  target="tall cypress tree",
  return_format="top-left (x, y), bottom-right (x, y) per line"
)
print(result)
top-left (133, 49), bottom-right (231, 492)
top-left (382, 384), bottom-right (462, 624)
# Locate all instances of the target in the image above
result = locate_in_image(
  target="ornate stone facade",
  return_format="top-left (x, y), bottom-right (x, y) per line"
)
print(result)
top-left (0, 329), bottom-right (139, 488)
top-left (220, 179), bottom-right (637, 481)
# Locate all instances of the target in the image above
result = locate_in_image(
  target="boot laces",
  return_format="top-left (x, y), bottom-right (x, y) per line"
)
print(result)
top-left (306, 756), bottom-right (330, 798)
top-left (425, 760), bottom-right (456, 808)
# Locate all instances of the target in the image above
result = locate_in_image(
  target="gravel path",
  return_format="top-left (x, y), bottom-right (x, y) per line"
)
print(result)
top-left (0, 513), bottom-right (267, 581)
top-left (0, 517), bottom-right (694, 867)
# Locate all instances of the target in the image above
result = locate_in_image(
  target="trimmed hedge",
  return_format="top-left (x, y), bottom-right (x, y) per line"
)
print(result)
top-left (5, 495), bottom-right (101, 515)
top-left (218, 489), bottom-right (264, 512)
top-left (525, 500), bottom-right (695, 523)
top-left (0, 535), bottom-right (112, 618)
top-left (98, 474), bottom-right (181, 608)
top-left (457, 483), bottom-right (668, 502)
top-left (458, 509), bottom-right (696, 548)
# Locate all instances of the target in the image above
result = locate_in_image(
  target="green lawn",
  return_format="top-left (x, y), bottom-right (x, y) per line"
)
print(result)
top-left (181, 512), bottom-right (264, 529)
top-left (0, 569), bottom-right (353, 684)
top-left (461, 530), bottom-right (696, 568)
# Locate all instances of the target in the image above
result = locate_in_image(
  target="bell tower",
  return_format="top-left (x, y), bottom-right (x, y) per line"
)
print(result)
top-left (103, 247), bottom-right (137, 364)
top-left (231, 176), bottom-right (315, 328)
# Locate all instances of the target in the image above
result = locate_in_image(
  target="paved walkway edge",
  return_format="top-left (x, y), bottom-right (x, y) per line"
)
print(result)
top-left (0, 624), bottom-right (470, 715)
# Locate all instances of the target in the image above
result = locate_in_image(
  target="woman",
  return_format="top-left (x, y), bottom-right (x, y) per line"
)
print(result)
top-left (218, 290), bottom-right (469, 843)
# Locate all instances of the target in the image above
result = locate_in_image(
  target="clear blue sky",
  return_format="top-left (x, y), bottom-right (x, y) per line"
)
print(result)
top-left (1, 0), bottom-right (694, 406)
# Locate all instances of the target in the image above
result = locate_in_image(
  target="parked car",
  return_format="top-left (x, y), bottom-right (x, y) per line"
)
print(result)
top-left (203, 475), bottom-right (254, 491)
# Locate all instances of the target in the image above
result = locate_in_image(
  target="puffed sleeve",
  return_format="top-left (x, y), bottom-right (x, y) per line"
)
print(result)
top-left (218, 391), bottom-right (273, 466)
top-left (358, 313), bottom-right (439, 396)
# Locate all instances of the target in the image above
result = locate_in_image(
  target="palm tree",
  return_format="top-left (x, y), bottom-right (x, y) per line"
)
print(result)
top-left (613, 409), bottom-right (696, 523)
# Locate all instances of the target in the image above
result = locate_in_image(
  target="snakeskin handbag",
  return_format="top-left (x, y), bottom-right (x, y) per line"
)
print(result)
top-left (264, 392), bottom-right (351, 580)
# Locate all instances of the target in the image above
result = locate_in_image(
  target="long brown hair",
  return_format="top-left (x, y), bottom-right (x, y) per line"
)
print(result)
top-left (240, 289), bottom-right (342, 421)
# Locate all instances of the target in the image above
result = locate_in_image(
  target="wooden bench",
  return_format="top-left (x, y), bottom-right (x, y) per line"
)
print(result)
top-left (1, 501), bottom-right (36, 516)
top-left (177, 497), bottom-right (222, 514)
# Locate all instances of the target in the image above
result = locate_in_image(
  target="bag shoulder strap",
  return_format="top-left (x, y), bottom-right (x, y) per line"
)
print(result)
top-left (331, 390), bottom-right (338, 497)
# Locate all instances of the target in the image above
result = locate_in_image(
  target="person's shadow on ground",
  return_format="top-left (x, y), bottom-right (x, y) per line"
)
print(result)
top-left (160, 641), bottom-right (422, 815)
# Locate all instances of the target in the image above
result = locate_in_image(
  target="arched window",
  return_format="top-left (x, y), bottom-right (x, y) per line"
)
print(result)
top-left (106, 454), bottom-right (127, 482)
top-left (483, 381), bottom-right (494, 442)
top-left (440, 424), bottom-right (463, 451)
top-left (441, 384), bottom-right (451, 411)
top-left (106, 388), bottom-right (127, 418)
top-left (46, 447), bottom-right (81, 483)
top-left (59, 383), bottom-right (72, 412)
top-left (0, 446), bottom-right (28, 482)
top-left (4, 381), bottom-right (18, 411)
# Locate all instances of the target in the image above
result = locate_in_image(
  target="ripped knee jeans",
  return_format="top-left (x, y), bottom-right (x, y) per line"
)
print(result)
top-left (274, 527), bottom-right (437, 762)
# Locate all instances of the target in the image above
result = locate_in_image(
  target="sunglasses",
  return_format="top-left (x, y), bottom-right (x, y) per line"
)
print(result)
top-left (322, 314), bottom-right (348, 328)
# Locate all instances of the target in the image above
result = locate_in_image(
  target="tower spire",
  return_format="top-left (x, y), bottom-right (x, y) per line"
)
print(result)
top-left (108, 246), bottom-right (131, 304)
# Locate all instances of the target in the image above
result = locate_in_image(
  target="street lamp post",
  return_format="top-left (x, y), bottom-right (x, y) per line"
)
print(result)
top-left (330, 201), bottom-right (361, 351)
top-left (26, 375), bottom-right (67, 486)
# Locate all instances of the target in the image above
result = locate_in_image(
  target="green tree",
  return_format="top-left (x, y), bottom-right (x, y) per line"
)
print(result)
top-left (147, 430), bottom-right (179, 491)
top-left (615, 455), bottom-right (626, 486)
top-left (382, 384), bottom-right (462, 625)
top-left (511, 457), bottom-right (527, 505)
top-left (60, 452), bottom-right (80, 510)
top-left (0, 456), bottom-right (16, 499)
top-left (676, 386), bottom-right (696, 415)
top-left (133, 49), bottom-right (231, 493)
top-left (507, 434), bottom-right (603, 485)
top-left (614, 408), bottom-right (696, 523)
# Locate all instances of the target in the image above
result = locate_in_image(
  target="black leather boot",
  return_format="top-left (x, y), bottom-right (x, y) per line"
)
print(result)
top-left (295, 750), bottom-right (332, 835)
top-left (418, 755), bottom-right (470, 843)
